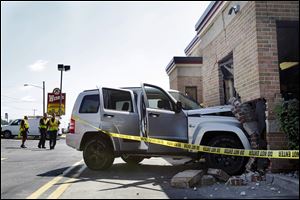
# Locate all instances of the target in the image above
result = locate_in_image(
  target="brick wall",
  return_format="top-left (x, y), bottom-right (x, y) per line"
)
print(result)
top-left (255, 1), bottom-right (299, 120)
top-left (255, 1), bottom-right (299, 171)
top-left (202, 1), bottom-right (261, 106)
top-left (170, 76), bottom-right (203, 103)
top-left (178, 76), bottom-right (203, 103)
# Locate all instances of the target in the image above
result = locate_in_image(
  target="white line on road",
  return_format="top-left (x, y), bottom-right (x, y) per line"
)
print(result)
top-left (1, 158), bottom-right (7, 161)
top-left (26, 159), bottom-right (83, 199)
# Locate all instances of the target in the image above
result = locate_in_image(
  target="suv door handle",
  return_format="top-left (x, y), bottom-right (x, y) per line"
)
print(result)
top-left (149, 112), bottom-right (159, 118)
top-left (103, 114), bottom-right (114, 118)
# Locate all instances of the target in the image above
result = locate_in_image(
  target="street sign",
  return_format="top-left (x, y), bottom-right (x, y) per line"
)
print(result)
top-left (47, 89), bottom-right (66, 116)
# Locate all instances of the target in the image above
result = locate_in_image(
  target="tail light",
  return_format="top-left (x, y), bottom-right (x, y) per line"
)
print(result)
top-left (70, 118), bottom-right (75, 134)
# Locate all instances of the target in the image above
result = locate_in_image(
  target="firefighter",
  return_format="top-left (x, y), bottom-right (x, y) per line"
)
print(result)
top-left (47, 113), bottom-right (60, 150)
top-left (20, 116), bottom-right (29, 148)
top-left (38, 113), bottom-right (48, 149)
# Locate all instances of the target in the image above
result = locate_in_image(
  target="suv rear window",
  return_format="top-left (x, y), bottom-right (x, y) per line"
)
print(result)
top-left (79, 95), bottom-right (100, 113)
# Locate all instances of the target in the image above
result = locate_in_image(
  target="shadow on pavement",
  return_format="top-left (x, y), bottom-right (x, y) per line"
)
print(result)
top-left (51, 160), bottom-right (207, 199)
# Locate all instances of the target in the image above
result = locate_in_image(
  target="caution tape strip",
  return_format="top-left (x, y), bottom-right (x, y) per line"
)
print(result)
top-left (72, 115), bottom-right (299, 159)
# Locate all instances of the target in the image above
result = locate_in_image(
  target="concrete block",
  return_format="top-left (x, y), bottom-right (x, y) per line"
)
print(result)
top-left (207, 168), bottom-right (230, 182)
top-left (171, 170), bottom-right (204, 188)
top-left (200, 175), bottom-right (216, 186)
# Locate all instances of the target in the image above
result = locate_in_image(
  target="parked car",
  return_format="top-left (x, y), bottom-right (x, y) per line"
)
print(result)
top-left (1, 118), bottom-right (40, 139)
top-left (66, 83), bottom-right (251, 175)
top-left (1, 117), bottom-right (62, 139)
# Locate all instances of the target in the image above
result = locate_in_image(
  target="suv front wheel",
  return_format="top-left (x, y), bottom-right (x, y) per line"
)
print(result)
top-left (83, 138), bottom-right (114, 170)
top-left (204, 135), bottom-right (248, 175)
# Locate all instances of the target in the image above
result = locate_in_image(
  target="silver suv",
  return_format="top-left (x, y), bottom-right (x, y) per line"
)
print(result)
top-left (66, 83), bottom-right (251, 175)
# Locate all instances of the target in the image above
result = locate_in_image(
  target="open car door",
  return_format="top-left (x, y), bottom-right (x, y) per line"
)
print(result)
top-left (99, 87), bottom-right (147, 152)
top-left (140, 83), bottom-right (188, 153)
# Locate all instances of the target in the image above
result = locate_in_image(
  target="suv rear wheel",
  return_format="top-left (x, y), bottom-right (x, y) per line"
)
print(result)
top-left (83, 138), bottom-right (114, 170)
top-left (204, 135), bottom-right (248, 175)
top-left (121, 154), bottom-right (144, 165)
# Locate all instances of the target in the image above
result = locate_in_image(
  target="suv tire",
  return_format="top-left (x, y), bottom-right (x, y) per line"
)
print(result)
top-left (121, 155), bottom-right (144, 165)
top-left (83, 138), bottom-right (114, 170)
top-left (204, 135), bottom-right (248, 175)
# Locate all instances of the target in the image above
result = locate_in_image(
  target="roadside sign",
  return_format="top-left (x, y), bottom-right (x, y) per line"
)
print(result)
top-left (47, 88), bottom-right (66, 116)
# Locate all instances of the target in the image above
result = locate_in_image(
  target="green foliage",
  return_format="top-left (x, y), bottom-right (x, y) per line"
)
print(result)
top-left (275, 99), bottom-right (299, 150)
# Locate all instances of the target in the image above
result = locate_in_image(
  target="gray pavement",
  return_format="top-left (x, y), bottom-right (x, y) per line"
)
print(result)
top-left (1, 138), bottom-right (82, 199)
top-left (1, 137), bottom-right (299, 199)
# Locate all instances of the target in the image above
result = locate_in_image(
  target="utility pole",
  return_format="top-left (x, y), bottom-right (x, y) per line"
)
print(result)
top-left (33, 109), bottom-right (37, 116)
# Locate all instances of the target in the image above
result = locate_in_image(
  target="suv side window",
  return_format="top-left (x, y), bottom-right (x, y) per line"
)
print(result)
top-left (79, 95), bottom-right (100, 113)
top-left (103, 88), bottom-right (133, 112)
top-left (145, 86), bottom-right (174, 111)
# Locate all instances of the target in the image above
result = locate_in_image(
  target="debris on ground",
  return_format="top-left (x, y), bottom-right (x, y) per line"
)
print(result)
top-left (201, 175), bottom-right (216, 186)
top-left (225, 176), bottom-right (247, 186)
top-left (207, 168), bottom-right (230, 182)
top-left (240, 191), bottom-right (246, 196)
top-left (171, 170), bottom-right (204, 188)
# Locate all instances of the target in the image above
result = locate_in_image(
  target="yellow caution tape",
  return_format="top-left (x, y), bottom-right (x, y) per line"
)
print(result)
top-left (72, 115), bottom-right (299, 159)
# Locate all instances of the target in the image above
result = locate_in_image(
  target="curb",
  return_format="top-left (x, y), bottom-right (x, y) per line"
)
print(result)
top-left (266, 173), bottom-right (299, 196)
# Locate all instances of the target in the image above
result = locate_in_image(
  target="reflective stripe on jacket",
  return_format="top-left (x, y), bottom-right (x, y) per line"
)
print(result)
top-left (48, 119), bottom-right (59, 131)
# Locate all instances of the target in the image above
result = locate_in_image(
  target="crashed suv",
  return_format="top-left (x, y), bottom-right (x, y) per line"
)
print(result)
top-left (66, 83), bottom-right (251, 175)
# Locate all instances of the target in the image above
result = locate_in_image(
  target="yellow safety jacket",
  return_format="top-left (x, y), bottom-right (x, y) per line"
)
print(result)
top-left (19, 120), bottom-right (29, 138)
top-left (48, 119), bottom-right (59, 131)
top-left (19, 120), bottom-right (29, 132)
top-left (39, 118), bottom-right (48, 129)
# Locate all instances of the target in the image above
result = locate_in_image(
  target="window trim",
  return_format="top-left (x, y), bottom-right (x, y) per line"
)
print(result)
top-left (102, 87), bottom-right (135, 113)
top-left (143, 85), bottom-right (176, 112)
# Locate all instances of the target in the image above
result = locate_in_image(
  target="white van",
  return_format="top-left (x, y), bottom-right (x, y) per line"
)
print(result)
top-left (1, 117), bottom-right (62, 139)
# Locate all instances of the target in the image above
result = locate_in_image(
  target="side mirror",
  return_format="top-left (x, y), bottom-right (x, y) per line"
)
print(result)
top-left (175, 101), bottom-right (182, 113)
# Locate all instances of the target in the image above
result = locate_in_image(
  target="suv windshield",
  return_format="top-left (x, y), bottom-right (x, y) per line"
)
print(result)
top-left (169, 91), bottom-right (202, 110)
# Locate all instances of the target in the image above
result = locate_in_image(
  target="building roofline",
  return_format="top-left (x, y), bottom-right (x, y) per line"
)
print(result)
top-left (195, 1), bottom-right (223, 32)
top-left (165, 57), bottom-right (202, 74)
top-left (185, 1), bottom-right (224, 55)
top-left (184, 35), bottom-right (201, 55)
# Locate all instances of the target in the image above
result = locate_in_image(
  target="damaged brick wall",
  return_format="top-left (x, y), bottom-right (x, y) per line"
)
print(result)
top-left (255, 1), bottom-right (299, 172)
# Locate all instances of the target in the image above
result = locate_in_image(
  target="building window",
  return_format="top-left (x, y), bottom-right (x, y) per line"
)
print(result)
top-left (276, 21), bottom-right (299, 100)
top-left (185, 86), bottom-right (198, 102)
top-left (219, 53), bottom-right (236, 104)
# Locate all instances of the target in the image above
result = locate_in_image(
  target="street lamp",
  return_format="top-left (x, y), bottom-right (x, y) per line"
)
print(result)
top-left (24, 81), bottom-right (46, 115)
top-left (57, 64), bottom-right (70, 116)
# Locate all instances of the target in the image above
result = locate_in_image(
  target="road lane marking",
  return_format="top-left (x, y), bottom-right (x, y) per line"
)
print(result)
top-left (47, 165), bottom-right (87, 199)
top-left (26, 159), bottom-right (83, 199)
top-left (1, 158), bottom-right (7, 161)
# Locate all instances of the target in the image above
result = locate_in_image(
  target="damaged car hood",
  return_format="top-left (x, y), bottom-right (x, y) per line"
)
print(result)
top-left (186, 105), bottom-right (233, 115)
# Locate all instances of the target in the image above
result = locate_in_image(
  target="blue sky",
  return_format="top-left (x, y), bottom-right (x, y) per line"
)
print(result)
top-left (1, 1), bottom-right (210, 126)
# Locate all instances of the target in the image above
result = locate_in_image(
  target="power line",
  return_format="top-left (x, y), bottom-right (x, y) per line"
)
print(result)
top-left (1, 95), bottom-right (36, 102)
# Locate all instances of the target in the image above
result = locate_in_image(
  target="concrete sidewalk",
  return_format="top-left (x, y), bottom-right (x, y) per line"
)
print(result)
top-left (266, 173), bottom-right (299, 196)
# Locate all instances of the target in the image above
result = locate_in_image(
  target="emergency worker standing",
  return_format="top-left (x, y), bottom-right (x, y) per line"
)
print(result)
top-left (47, 113), bottom-right (60, 150)
top-left (38, 113), bottom-right (48, 149)
top-left (20, 116), bottom-right (29, 148)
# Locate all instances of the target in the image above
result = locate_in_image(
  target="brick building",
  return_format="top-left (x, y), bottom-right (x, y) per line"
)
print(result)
top-left (166, 1), bottom-right (299, 171)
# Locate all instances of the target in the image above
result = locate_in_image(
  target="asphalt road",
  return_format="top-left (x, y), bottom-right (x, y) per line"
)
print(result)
top-left (1, 137), bottom-right (82, 199)
top-left (1, 137), bottom-right (299, 199)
